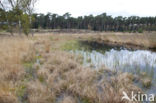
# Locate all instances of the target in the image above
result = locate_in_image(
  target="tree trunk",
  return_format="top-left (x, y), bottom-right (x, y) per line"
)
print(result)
top-left (9, 26), bottom-right (14, 36)
top-left (18, 20), bottom-right (22, 35)
top-left (29, 16), bottom-right (34, 36)
top-left (8, 21), bottom-right (14, 36)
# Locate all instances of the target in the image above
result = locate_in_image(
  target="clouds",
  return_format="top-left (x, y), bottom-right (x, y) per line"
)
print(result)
top-left (36, 0), bottom-right (156, 17)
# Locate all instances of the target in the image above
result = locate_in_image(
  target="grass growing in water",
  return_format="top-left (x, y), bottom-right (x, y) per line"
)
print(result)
top-left (0, 34), bottom-right (144, 103)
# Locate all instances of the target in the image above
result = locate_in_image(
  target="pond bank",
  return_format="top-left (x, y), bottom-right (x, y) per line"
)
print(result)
top-left (83, 33), bottom-right (156, 51)
top-left (63, 37), bottom-right (156, 96)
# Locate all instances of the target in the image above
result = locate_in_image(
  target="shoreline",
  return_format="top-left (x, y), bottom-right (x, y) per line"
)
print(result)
top-left (83, 33), bottom-right (156, 52)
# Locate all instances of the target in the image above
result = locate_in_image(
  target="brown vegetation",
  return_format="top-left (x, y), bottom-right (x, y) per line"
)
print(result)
top-left (82, 32), bottom-right (156, 50)
top-left (0, 33), bottom-right (144, 103)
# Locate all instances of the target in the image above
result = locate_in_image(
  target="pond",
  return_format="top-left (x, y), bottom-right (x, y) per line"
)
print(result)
top-left (70, 41), bottom-right (156, 95)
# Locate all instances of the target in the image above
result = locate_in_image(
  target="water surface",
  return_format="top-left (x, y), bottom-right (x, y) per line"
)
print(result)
top-left (71, 49), bottom-right (156, 94)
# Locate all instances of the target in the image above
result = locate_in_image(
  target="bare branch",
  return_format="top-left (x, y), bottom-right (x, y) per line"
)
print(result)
top-left (8, 0), bottom-right (15, 8)
top-left (0, 0), bottom-right (5, 9)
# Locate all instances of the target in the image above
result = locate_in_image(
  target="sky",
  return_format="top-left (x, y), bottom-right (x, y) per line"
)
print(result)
top-left (36, 0), bottom-right (156, 17)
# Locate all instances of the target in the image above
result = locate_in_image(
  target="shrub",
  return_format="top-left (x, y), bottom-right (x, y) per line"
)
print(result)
top-left (138, 28), bottom-right (143, 33)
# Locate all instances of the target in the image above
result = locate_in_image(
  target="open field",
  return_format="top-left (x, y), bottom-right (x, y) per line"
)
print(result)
top-left (0, 32), bottom-right (155, 103)
top-left (1, 30), bottom-right (156, 51)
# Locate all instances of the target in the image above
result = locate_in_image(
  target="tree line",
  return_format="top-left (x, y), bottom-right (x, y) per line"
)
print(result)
top-left (32, 12), bottom-right (156, 33)
top-left (1, 1), bottom-right (156, 35)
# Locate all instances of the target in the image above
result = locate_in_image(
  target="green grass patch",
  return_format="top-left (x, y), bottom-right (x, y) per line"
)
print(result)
top-left (61, 40), bottom-right (92, 51)
top-left (80, 98), bottom-right (91, 103)
top-left (61, 40), bottom-right (81, 51)
top-left (49, 36), bottom-right (54, 41)
top-left (23, 62), bottom-right (34, 69)
top-left (23, 61), bottom-right (36, 81)
top-left (16, 84), bottom-right (28, 103)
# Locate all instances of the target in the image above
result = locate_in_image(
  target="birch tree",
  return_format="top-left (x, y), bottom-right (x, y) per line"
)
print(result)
top-left (20, 0), bottom-right (38, 36)
top-left (0, 0), bottom-right (38, 35)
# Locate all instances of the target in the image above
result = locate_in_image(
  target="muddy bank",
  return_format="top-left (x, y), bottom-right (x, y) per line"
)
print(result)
top-left (79, 40), bottom-right (132, 51)
top-left (81, 40), bottom-right (156, 51)
top-left (82, 34), bottom-right (156, 51)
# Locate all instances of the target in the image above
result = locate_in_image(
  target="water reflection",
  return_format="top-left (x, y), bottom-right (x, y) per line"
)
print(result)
top-left (71, 49), bottom-right (156, 94)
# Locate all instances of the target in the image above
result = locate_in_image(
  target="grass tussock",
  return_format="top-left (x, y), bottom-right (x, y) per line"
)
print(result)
top-left (32, 50), bottom-right (141, 103)
top-left (0, 34), bottom-right (143, 103)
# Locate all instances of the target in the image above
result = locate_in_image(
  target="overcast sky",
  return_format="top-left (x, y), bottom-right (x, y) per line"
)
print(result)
top-left (36, 0), bottom-right (156, 17)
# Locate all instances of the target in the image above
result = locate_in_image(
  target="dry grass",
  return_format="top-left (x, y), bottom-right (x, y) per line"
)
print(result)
top-left (86, 32), bottom-right (156, 49)
top-left (0, 36), bottom-right (35, 103)
top-left (0, 33), bottom-right (144, 103)
top-left (33, 50), bottom-right (141, 103)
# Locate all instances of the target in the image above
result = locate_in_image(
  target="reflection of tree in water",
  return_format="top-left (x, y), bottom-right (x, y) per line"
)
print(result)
top-left (71, 49), bottom-right (156, 94)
